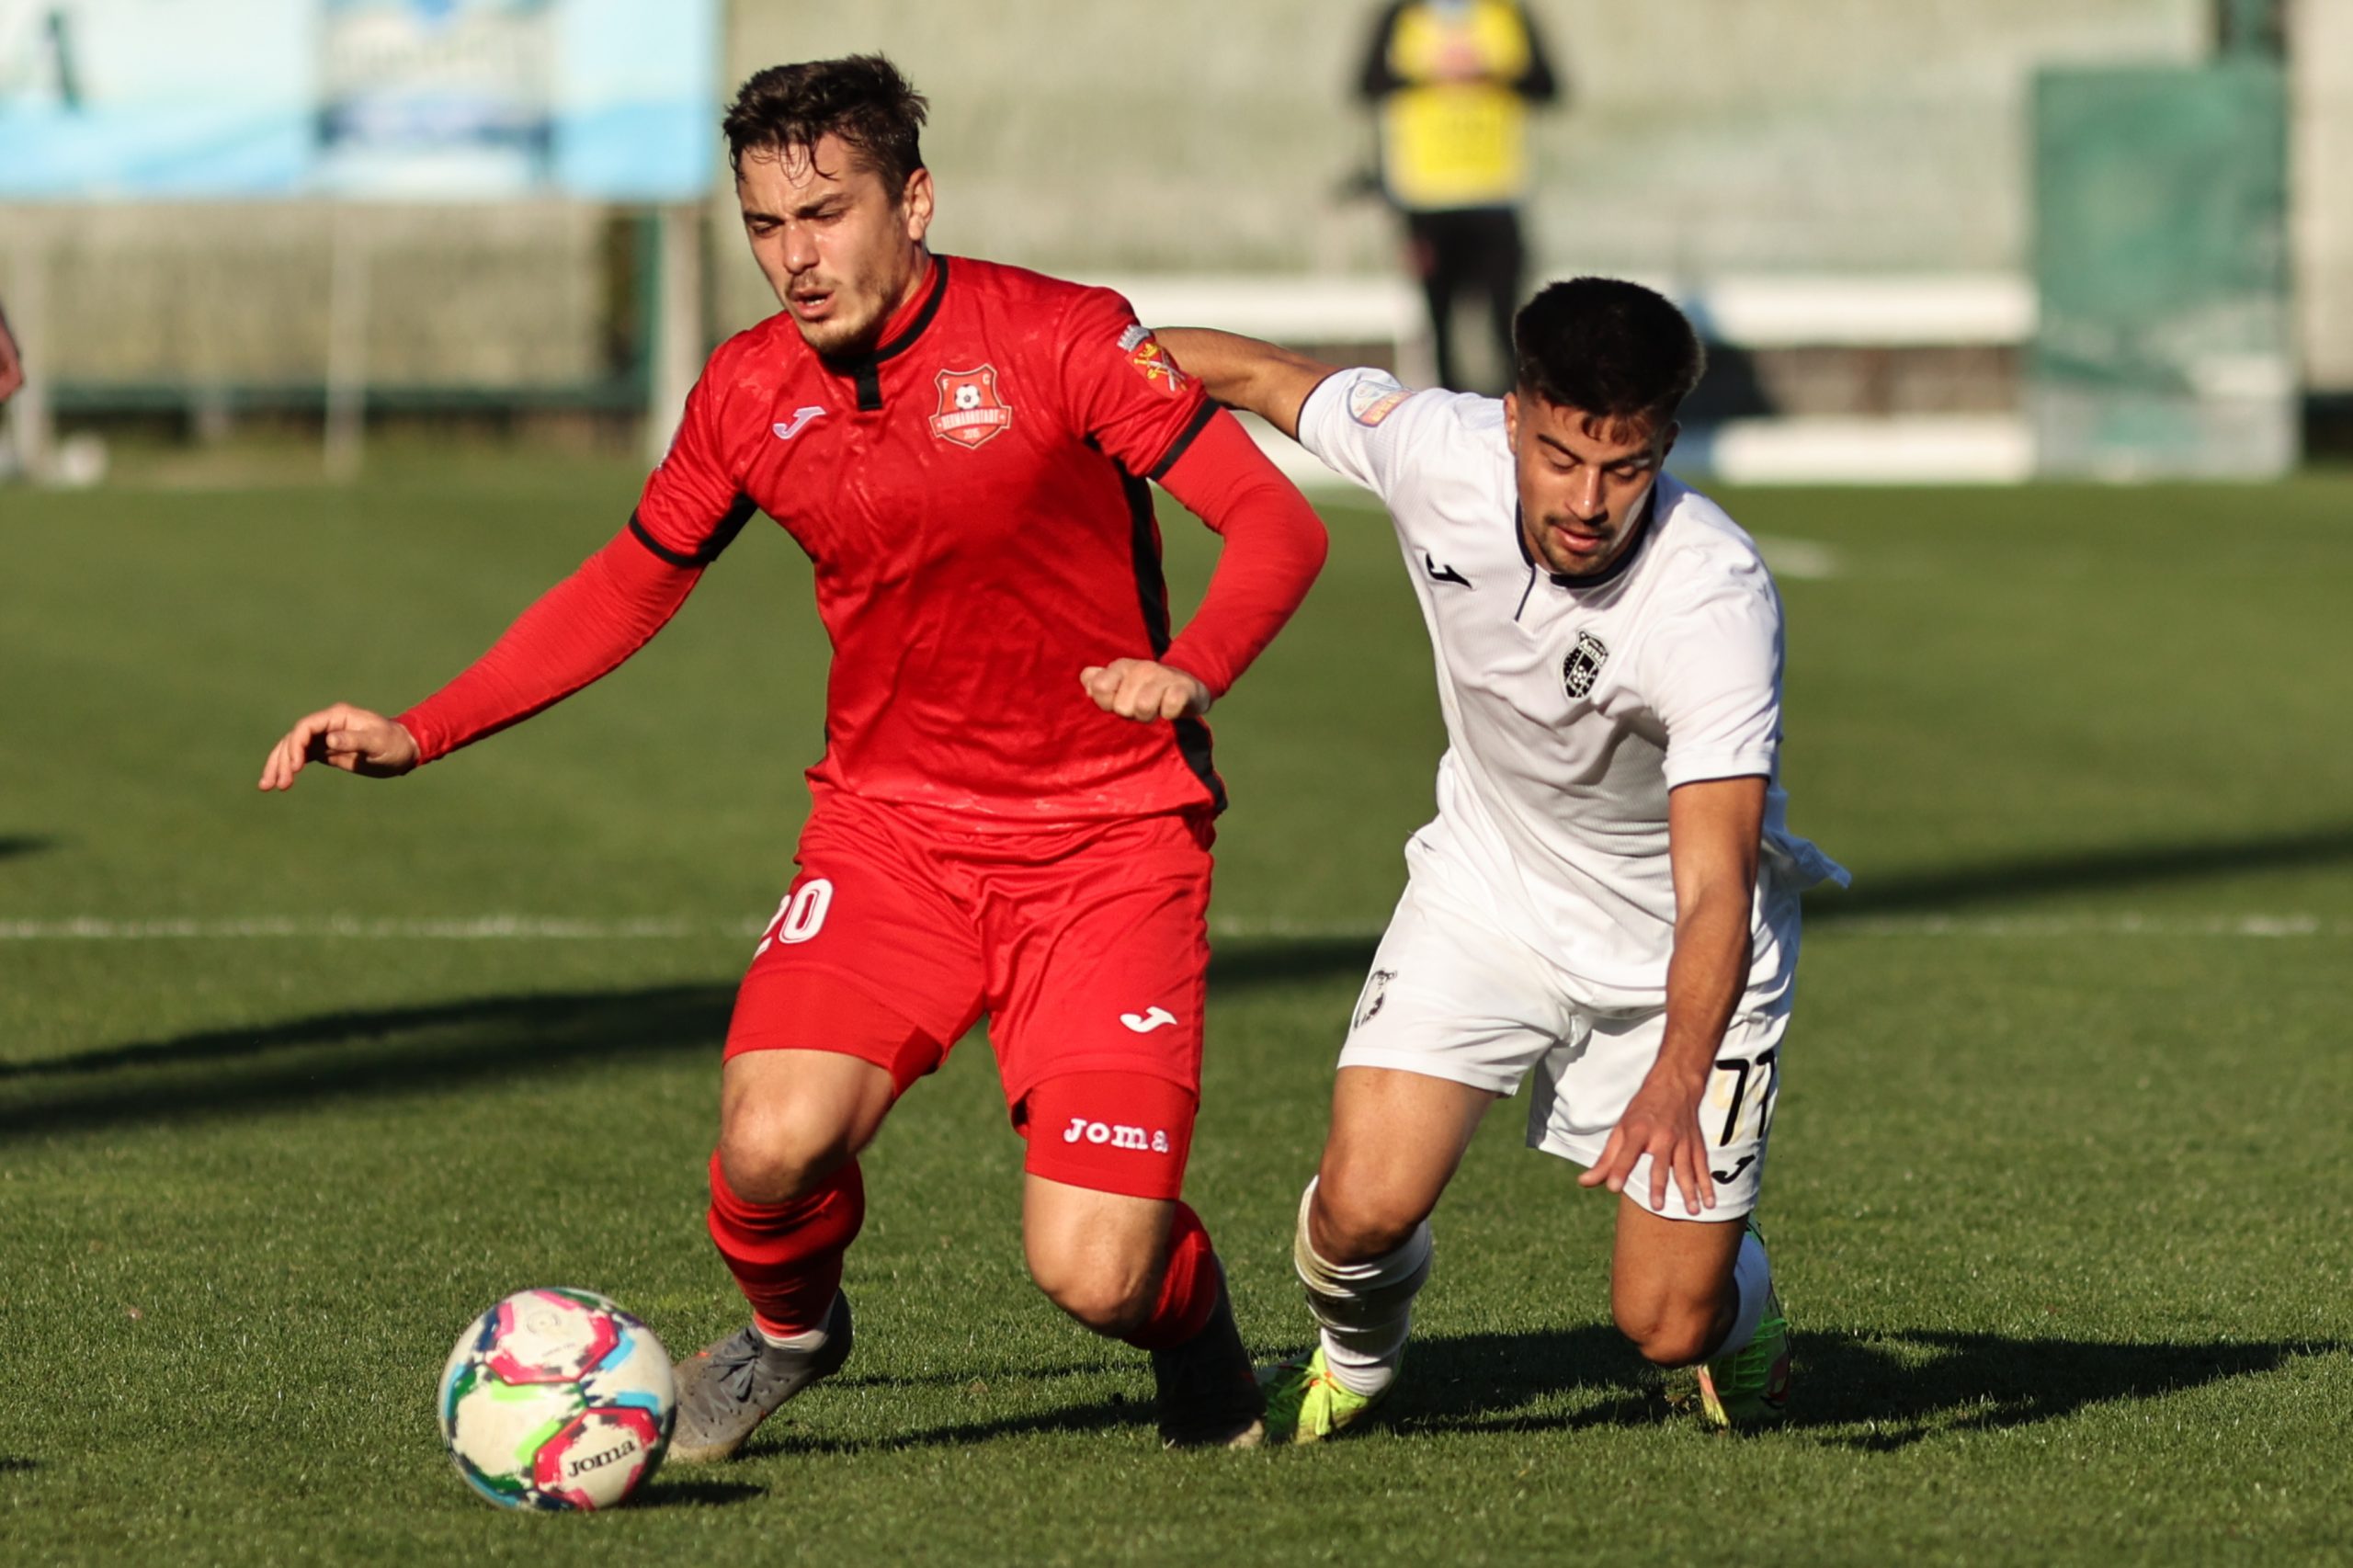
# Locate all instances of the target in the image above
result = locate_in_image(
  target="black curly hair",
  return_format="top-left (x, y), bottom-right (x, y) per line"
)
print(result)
top-left (722, 55), bottom-right (929, 193)
top-left (1512, 278), bottom-right (1706, 426)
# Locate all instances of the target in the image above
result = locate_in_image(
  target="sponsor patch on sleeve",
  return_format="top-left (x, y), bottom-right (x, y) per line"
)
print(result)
top-left (1117, 321), bottom-right (1188, 395)
top-left (1346, 371), bottom-right (1413, 426)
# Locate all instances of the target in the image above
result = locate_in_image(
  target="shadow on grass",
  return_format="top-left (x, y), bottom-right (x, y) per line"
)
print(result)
top-left (754, 1390), bottom-right (1152, 1458)
top-left (630, 1477), bottom-right (766, 1508)
top-left (0, 986), bottom-right (730, 1083)
top-left (16, 807), bottom-right (2353, 1136)
top-left (1211, 934), bottom-right (1377, 989)
top-left (0, 937), bottom-right (1370, 1137)
top-left (0, 835), bottom-right (57, 862)
top-left (1393, 1324), bottom-right (2340, 1450)
top-left (0, 984), bottom-right (733, 1139)
top-left (666, 1324), bottom-right (2337, 1460)
top-left (1810, 823), bottom-right (2353, 923)
top-left (0, 1457), bottom-right (35, 1473)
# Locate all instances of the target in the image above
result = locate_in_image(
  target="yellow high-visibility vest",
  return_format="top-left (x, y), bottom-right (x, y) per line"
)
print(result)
top-left (1378, 0), bottom-right (1539, 210)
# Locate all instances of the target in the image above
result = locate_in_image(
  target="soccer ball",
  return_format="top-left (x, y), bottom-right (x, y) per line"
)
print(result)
top-left (437, 1287), bottom-right (676, 1511)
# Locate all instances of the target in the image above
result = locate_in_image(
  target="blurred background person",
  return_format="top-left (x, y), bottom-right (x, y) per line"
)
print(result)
top-left (0, 296), bottom-right (22, 404)
top-left (1358, 0), bottom-right (1560, 392)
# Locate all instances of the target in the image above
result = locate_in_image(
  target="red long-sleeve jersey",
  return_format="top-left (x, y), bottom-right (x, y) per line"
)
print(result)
top-left (400, 255), bottom-right (1327, 821)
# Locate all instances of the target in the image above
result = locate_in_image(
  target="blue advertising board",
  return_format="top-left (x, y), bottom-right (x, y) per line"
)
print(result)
top-left (0, 0), bottom-right (719, 199)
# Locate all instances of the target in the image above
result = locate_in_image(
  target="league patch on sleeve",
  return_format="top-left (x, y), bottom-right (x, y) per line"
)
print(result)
top-left (1346, 372), bottom-right (1412, 426)
top-left (1117, 321), bottom-right (1188, 394)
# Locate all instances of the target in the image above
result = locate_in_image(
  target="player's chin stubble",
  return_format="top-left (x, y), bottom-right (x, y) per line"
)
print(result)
top-left (791, 299), bottom-right (888, 361)
top-left (1531, 515), bottom-right (1617, 577)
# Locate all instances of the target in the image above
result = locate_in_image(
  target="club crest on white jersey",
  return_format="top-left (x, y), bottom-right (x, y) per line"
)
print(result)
top-left (1293, 366), bottom-right (1848, 995)
top-left (1563, 630), bottom-right (1609, 699)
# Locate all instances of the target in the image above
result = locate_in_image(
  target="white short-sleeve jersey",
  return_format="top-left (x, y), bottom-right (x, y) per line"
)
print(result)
top-left (1299, 368), bottom-right (1847, 1001)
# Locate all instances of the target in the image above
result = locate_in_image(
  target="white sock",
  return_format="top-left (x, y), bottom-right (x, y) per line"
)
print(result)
top-left (756, 1304), bottom-right (835, 1354)
top-left (1703, 1227), bottom-right (1772, 1363)
top-left (1292, 1178), bottom-right (1432, 1399)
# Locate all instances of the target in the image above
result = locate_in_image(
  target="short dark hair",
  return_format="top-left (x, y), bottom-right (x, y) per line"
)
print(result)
top-left (723, 55), bottom-right (928, 193)
top-left (1512, 278), bottom-right (1706, 427)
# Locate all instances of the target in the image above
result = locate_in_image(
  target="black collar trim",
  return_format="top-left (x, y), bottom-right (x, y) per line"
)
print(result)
top-left (824, 255), bottom-right (951, 412)
top-left (1512, 484), bottom-right (1658, 592)
top-left (870, 253), bottom-right (949, 365)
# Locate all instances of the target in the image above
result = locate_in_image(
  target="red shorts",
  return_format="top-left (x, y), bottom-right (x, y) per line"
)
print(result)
top-left (723, 790), bottom-right (1214, 1199)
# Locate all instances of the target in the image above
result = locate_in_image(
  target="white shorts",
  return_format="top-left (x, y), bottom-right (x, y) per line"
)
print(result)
top-left (1337, 875), bottom-right (1793, 1221)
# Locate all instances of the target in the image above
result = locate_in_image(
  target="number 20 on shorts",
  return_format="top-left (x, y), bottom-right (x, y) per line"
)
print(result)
top-left (755, 879), bottom-right (834, 957)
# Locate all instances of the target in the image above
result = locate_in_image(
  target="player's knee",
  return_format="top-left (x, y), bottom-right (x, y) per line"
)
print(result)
top-left (717, 1098), bottom-right (857, 1205)
top-left (1026, 1242), bottom-right (1157, 1337)
top-left (1612, 1297), bottom-right (1719, 1369)
top-left (1308, 1182), bottom-right (1426, 1266)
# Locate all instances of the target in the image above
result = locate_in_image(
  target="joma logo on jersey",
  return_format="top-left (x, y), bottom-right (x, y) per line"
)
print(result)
top-left (1063, 1117), bottom-right (1171, 1153)
top-left (930, 366), bottom-right (1014, 449)
top-left (1563, 630), bottom-right (1610, 699)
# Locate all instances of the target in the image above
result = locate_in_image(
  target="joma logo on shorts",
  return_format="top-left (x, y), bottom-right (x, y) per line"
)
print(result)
top-left (1062, 1117), bottom-right (1171, 1153)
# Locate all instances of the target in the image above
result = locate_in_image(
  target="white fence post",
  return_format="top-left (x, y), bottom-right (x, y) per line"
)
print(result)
top-left (324, 207), bottom-right (370, 482)
top-left (645, 204), bottom-right (704, 465)
top-left (5, 226), bottom-right (55, 483)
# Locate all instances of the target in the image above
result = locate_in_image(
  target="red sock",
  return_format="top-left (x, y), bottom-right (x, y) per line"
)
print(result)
top-left (705, 1151), bottom-right (865, 1338)
top-left (1120, 1201), bottom-right (1221, 1351)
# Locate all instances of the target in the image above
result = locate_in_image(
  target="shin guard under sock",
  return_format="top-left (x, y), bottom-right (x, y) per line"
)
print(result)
top-left (705, 1151), bottom-right (865, 1340)
top-left (1702, 1225), bottom-right (1772, 1363)
top-left (1120, 1201), bottom-right (1221, 1351)
top-left (1293, 1177), bottom-right (1432, 1398)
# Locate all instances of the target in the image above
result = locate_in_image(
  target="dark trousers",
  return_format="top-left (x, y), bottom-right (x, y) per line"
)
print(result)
top-left (1404, 206), bottom-right (1526, 393)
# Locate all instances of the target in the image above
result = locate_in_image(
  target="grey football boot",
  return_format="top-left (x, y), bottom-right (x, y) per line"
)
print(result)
top-left (668, 1292), bottom-right (853, 1463)
top-left (1151, 1264), bottom-right (1266, 1449)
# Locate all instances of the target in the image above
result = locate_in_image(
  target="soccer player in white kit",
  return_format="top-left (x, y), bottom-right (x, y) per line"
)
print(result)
top-left (1157, 278), bottom-right (1846, 1439)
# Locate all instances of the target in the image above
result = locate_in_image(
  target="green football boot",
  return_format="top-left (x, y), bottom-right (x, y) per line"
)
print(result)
top-left (1688, 1240), bottom-right (1791, 1430)
top-left (1257, 1346), bottom-right (1388, 1445)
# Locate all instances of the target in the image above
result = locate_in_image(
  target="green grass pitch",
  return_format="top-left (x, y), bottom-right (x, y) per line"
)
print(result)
top-left (3, 452), bottom-right (2349, 1563)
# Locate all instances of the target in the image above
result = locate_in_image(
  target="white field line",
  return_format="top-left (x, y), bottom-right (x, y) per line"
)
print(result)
top-left (0, 914), bottom-right (2348, 941)
top-left (1752, 535), bottom-right (1842, 581)
top-left (1826, 914), bottom-right (2351, 938)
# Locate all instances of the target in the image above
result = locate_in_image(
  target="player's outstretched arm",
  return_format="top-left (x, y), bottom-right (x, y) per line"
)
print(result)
top-left (1579, 775), bottom-right (1767, 1215)
top-left (1151, 329), bottom-right (1336, 441)
top-left (257, 703), bottom-right (420, 790)
top-left (258, 525), bottom-right (703, 790)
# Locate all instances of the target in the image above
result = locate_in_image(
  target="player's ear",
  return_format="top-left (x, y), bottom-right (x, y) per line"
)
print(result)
top-left (1658, 419), bottom-right (1679, 462)
top-left (899, 167), bottom-right (935, 244)
top-left (1503, 392), bottom-right (1518, 447)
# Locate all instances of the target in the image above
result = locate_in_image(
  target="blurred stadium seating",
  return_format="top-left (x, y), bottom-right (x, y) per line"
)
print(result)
top-left (0, 0), bottom-right (2342, 482)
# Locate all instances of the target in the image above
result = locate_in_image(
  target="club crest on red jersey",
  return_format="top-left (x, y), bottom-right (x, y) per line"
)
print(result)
top-left (930, 366), bottom-right (1014, 449)
top-left (1117, 322), bottom-right (1188, 395)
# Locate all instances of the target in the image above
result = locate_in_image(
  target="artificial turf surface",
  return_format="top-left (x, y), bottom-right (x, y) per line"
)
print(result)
top-left (3, 449), bottom-right (2349, 1563)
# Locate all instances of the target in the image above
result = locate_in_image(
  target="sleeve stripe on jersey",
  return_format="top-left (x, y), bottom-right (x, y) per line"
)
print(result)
top-left (1119, 468), bottom-right (1227, 812)
top-left (628, 493), bottom-right (759, 568)
top-left (1293, 369), bottom-right (1347, 428)
top-left (1146, 401), bottom-right (1221, 483)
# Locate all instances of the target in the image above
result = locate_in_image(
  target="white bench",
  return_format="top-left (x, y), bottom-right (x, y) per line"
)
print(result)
top-left (1085, 270), bottom-right (2037, 485)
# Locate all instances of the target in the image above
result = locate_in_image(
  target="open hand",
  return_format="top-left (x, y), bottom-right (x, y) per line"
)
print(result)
top-left (257, 702), bottom-right (419, 790)
top-left (1079, 659), bottom-right (1211, 722)
top-left (1577, 1069), bottom-right (1716, 1216)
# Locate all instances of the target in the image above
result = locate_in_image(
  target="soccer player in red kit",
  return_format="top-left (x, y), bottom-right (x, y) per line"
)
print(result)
top-left (257, 56), bottom-right (1327, 1454)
